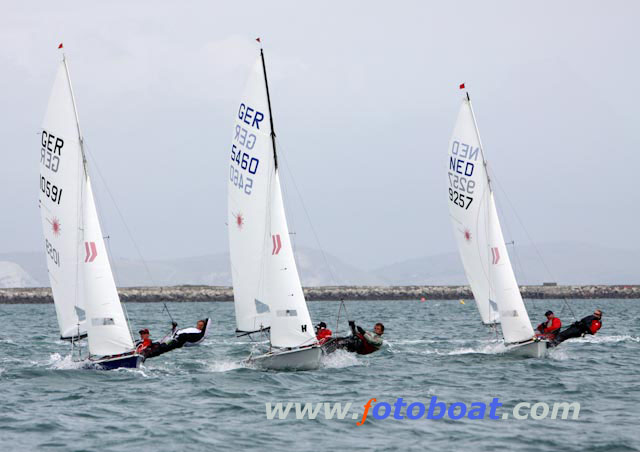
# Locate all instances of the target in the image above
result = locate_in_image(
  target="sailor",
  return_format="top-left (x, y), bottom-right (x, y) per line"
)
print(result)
top-left (315, 322), bottom-right (333, 345)
top-left (169, 319), bottom-right (209, 347)
top-left (535, 310), bottom-right (562, 340)
top-left (135, 328), bottom-right (152, 354)
top-left (352, 321), bottom-right (384, 354)
top-left (550, 309), bottom-right (603, 347)
top-left (325, 321), bottom-right (384, 355)
top-left (138, 319), bottom-right (210, 360)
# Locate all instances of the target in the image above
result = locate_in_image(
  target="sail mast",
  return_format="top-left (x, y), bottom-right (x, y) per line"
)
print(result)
top-left (260, 48), bottom-right (278, 170)
top-left (62, 55), bottom-right (88, 176)
top-left (465, 91), bottom-right (492, 191)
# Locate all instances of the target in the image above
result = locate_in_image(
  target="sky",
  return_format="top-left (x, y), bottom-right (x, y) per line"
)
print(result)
top-left (1, 1), bottom-right (639, 270)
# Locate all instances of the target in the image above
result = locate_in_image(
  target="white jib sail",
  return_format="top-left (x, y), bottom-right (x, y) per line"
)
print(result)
top-left (40, 60), bottom-right (87, 339)
top-left (82, 177), bottom-right (134, 356)
top-left (486, 193), bottom-right (535, 344)
top-left (447, 99), bottom-right (499, 324)
top-left (265, 173), bottom-right (315, 348)
top-left (228, 56), bottom-right (315, 347)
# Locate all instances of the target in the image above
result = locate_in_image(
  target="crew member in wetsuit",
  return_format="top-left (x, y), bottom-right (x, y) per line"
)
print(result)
top-left (135, 329), bottom-right (152, 354)
top-left (550, 309), bottom-right (602, 347)
top-left (535, 310), bottom-right (562, 340)
top-left (315, 322), bottom-right (333, 345)
top-left (170, 319), bottom-right (208, 347)
top-left (324, 321), bottom-right (384, 355)
top-left (139, 319), bottom-right (210, 360)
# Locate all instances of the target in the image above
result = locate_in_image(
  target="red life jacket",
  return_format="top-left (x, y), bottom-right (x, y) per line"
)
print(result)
top-left (316, 329), bottom-right (332, 345)
top-left (589, 320), bottom-right (602, 335)
top-left (136, 338), bottom-right (151, 353)
top-left (544, 317), bottom-right (562, 333)
top-left (356, 333), bottom-right (380, 355)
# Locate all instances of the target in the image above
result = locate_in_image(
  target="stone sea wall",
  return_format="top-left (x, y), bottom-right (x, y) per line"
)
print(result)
top-left (1, 285), bottom-right (639, 304)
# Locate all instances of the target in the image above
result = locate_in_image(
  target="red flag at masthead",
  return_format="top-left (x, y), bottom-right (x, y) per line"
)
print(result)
top-left (58, 43), bottom-right (63, 49)
top-left (459, 83), bottom-right (465, 90)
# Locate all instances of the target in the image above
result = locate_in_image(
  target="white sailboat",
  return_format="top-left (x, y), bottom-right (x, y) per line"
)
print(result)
top-left (446, 88), bottom-right (546, 358)
top-left (227, 47), bottom-right (321, 370)
top-left (39, 51), bottom-right (141, 369)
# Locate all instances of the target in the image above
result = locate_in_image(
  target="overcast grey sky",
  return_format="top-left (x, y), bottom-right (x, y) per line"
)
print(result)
top-left (2, 1), bottom-right (639, 269)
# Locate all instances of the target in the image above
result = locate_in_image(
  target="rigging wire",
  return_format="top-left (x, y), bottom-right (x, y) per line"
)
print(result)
top-left (489, 170), bottom-right (577, 321)
top-left (82, 142), bottom-right (175, 323)
top-left (467, 91), bottom-right (576, 322)
top-left (274, 138), bottom-right (350, 334)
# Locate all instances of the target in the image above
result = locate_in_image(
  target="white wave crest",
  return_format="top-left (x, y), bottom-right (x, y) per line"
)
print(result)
top-left (577, 335), bottom-right (640, 344)
top-left (47, 353), bottom-right (86, 370)
top-left (208, 359), bottom-right (246, 373)
top-left (321, 349), bottom-right (363, 369)
top-left (548, 348), bottom-right (570, 360)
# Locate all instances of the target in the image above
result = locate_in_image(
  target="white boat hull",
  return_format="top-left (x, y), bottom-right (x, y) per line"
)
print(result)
top-left (249, 346), bottom-right (321, 371)
top-left (507, 339), bottom-right (547, 358)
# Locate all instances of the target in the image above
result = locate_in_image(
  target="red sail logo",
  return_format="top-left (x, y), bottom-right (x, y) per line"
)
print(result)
top-left (84, 242), bottom-right (98, 263)
top-left (271, 234), bottom-right (282, 255)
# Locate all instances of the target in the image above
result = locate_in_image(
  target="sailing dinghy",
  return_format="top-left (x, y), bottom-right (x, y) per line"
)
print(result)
top-left (227, 47), bottom-right (321, 370)
top-left (39, 51), bottom-right (141, 369)
top-left (446, 88), bottom-right (546, 358)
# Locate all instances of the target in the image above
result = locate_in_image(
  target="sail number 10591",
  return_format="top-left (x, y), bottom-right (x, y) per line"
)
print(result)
top-left (40, 175), bottom-right (63, 204)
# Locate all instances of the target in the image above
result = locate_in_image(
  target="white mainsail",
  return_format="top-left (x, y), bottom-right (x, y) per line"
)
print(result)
top-left (228, 55), bottom-right (315, 348)
top-left (41, 57), bottom-right (134, 356)
top-left (228, 58), bottom-right (273, 334)
top-left (40, 60), bottom-right (86, 339)
top-left (447, 94), bottom-right (535, 344)
top-left (447, 99), bottom-right (499, 325)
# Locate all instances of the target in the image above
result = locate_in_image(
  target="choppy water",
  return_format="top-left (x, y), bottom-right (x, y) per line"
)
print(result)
top-left (1, 299), bottom-right (638, 451)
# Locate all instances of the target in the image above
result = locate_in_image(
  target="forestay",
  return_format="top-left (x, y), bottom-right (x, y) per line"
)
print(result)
top-left (446, 99), bottom-right (499, 325)
top-left (39, 61), bottom-right (86, 339)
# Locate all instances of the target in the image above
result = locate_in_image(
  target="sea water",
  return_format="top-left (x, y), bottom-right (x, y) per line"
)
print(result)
top-left (0, 299), bottom-right (638, 451)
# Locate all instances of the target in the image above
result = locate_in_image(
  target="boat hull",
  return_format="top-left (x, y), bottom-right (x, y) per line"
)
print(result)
top-left (90, 353), bottom-right (143, 370)
top-left (507, 339), bottom-right (547, 358)
top-left (249, 346), bottom-right (321, 371)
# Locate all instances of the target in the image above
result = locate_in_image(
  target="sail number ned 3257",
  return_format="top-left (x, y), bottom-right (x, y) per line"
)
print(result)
top-left (447, 140), bottom-right (479, 210)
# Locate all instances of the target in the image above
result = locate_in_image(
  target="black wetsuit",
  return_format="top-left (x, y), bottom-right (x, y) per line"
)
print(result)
top-left (322, 322), bottom-right (381, 355)
top-left (140, 319), bottom-right (209, 360)
top-left (550, 315), bottom-right (601, 347)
